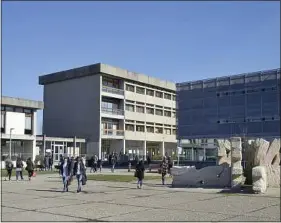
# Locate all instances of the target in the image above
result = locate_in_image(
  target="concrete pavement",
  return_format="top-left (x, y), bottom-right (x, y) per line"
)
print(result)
top-left (1, 173), bottom-right (280, 222)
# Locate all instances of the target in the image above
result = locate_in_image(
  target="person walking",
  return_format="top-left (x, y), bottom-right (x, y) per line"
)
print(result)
top-left (167, 156), bottom-right (173, 176)
top-left (73, 156), bottom-right (86, 193)
top-left (160, 156), bottom-right (168, 185)
top-left (16, 157), bottom-right (24, 181)
top-left (93, 155), bottom-right (98, 172)
top-left (59, 154), bottom-right (63, 176)
top-left (111, 155), bottom-right (116, 173)
top-left (49, 156), bottom-right (53, 171)
top-left (146, 155), bottom-right (151, 169)
top-left (60, 157), bottom-right (71, 192)
top-left (26, 157), bottom-right (34, 181)
top-left (97, 158), bottom-right (102, 172)
top-left (135, 160), bottom-right (145, 189)
top-left (89, 156), bottom-right (94, 173)
top-left (5, 159), bottom-right (13, 181)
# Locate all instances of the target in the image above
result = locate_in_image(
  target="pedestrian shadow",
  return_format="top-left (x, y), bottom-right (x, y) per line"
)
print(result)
top-left (27, 189), bottom-right (76, 194)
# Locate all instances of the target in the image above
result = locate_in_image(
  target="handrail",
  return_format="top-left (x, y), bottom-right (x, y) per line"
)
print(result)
top-left (102, 129), bottom-right (124, 136)
top-left (102, 86), bottom-right (124, 95)
top-left (101, 107), bottom-right (124, 116)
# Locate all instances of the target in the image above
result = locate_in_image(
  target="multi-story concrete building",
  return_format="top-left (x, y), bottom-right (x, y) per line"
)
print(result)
top-left (39, 63), bottom-right (177, 160)
top-left (1, 96), bottom-right (43, 161)
top-left (177, 68), bottom-right (280, 141)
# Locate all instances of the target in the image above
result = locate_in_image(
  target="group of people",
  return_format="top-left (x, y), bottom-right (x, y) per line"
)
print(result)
top-left (89, 155), bottom-right (102, 173)
top-left (134, 155), bottom-right (173, 189)
top-left (43, 155), bottom-right (53, 171)
top-left (59, 155), bottom-right (87, 193)
top-left (5, 157), bottom-right (35, 181)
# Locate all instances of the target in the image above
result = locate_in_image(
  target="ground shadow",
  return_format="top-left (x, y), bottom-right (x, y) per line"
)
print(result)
top-left (218, 185), bottom-right (253, 195)
top-left (27, 189), bottom-right (76, 194)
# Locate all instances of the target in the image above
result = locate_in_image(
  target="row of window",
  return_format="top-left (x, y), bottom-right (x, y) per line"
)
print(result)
top-left (125, 124), bottom-right (176, 135)
top-left (1, 106), bottom-right (32, 113)
top-left (125, 104), bottom-right (176, 117)
top-left (126, 84), bottom-right (176, 101)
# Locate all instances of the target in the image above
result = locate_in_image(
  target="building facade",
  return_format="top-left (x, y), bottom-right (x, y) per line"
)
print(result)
top-left (39, 63), bottom-right (177, 160)
top-left (1, 96), bottom-right (43, 161)
top-left (177, 68), bottom-right (280, 141)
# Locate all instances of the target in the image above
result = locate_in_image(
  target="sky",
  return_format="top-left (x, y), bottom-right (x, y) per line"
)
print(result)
top-left (2, 1), bottom-right (280, 134)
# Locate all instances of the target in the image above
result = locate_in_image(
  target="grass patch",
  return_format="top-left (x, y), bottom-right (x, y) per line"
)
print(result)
top-left (1, 169), bottom-right (57, 177)
top-left (87, 174), bottom-right (162, 182)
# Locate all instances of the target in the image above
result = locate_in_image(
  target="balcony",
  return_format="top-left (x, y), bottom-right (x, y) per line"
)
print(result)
top-left (101, 107), bottom-right (124, 116)
top-left (102, 86), bottom-right (124, 95)
top-left (102, 129), bottom-right (124, 138)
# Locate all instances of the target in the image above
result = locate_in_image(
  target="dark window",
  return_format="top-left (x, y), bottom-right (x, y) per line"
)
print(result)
top-left (136, 87), bottom-right (145, 94)
top-left (126, 84), bottom-right (135, 92)
top-left (5, 106), bottom-right (14, 112)
top-left (24, 109), bottom-right (32, 114)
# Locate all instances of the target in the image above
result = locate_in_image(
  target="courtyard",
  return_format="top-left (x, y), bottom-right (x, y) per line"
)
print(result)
top-left (1, 171), bottom-right (280, 222)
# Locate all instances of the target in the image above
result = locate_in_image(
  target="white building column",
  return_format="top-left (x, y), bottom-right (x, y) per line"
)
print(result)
top-left (32, 111), bottom-right (37, 161)
top-left (73, 136), bottom-right (77, 156)
top-left (32, 139), bottom-right (37, 162)
top-left (143, 141), bottom-right (147, 160)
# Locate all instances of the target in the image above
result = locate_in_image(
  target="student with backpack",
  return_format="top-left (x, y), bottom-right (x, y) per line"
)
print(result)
top-left (5, 159), bottom-right (13, 181)
top-left (16, 157), bottom-right (24, 181)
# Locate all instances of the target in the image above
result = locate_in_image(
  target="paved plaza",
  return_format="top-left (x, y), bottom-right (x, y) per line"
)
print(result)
top-left (1, 172), bottom-right (280, 222)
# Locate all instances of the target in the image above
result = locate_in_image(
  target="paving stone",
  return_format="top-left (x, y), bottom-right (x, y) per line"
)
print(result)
top-left (1, 207), bottom-right (26, 214)
top-left (43, 202), bottom-right (149, 219)
top-left (1, 210), bottom-right (85, 222)
top-left (246, 205), bottom-right (281, 220)
top-left (98, 209), bottom-right (230, 221)
top-left (223, 215), bottom-right (278, 222)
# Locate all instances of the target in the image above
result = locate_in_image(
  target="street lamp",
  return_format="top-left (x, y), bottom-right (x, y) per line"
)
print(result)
top-left (9, 128), bottom-right (14, 159)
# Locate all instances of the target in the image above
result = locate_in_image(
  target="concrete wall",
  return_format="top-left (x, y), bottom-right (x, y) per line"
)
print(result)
top-left (5, 112), bottom-right (25, 135)
top-left (43, 74), bottom-right (101, 142)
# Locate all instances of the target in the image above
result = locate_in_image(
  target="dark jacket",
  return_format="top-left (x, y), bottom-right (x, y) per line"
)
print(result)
top-left (26, 159), bottom-right (34, 171)
top-left (135, 161), bottom-right (145, 180)
top-left (60, 159), bottom-right (72, 175)
top-left (73, 161), bottom-right (86, 175)
top-left (16, 160), bottom-right (23, 169)
top-left (6, 161), bottom-right (13, 170)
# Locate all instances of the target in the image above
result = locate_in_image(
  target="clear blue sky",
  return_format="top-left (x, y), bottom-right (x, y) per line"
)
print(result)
top-left (2, 1), bottom-right (280, 134)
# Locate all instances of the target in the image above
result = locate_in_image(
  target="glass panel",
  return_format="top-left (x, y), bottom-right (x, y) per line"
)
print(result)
top-left (25, 115), bottom-right (32, 130)
top-left (1, 112), bottom-right (4, 128)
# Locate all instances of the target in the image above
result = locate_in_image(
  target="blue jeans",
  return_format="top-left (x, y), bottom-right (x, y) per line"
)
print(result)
top-left (137, 179), bottom-right (143, 187)
top-left (16, 171), bottom-right (23, 180)
top-left (62, 176), bottom-right (68, 191)
top-left (76, 174), bottom-right (82, 191)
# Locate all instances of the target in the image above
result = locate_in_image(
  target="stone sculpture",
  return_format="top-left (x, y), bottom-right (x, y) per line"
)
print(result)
top-left (216, 139), bottom-right (231, 166)
top-left (230, 137), bottom-right (244, 189)
top-left (252, 166), bottom-right (267, 193)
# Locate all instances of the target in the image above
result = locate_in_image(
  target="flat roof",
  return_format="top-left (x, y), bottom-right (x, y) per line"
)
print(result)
top-left (176, 68), bottom-right (280, 87)
top-left (1, 96), bottom-right (44, 110)
top-left (39, 63), bottom-right (176, 91)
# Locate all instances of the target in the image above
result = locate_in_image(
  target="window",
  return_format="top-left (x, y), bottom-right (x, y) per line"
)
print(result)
top-left (146, 126), bottom-right (154, 133)
top-left (172, 129), bottom-right (176, 135)
top-left (155, 91), bottom-right (163, 98)
top-left (155, 109), bottom-right (163, 116)
top-left (172, 95), bottom-right (176, 101)
top-left (24, 109), bottom-right (32, 114)
top-left (164, 111), bottom-right (171, 117)
top-left (146, 89), bottom-right (154, 96)
top-left (15, 107), bottom-right (23, 113)
top-left (126, 104), bottom-right (134, 112)
top-left (164, 128), bottom-right (171, 135)
top-left (172, 112), bottom-right (176, 118)
top-left (25, 113), bottom-right (32, 134)
top-left (103, 77), bottom-right (119, 88)
top-left (164, 93), bottom-right (171, 100)
top-left (136, 87), bottom-right (145, 94)
top-left (155, 127), bottom-right (163, 134)
top-left (126, 84), bottom-right (135, 92)
top-left (1, 111), bottom-right (5, 133)
top-left (125, 119), bottom-right (135, 123)
top-left (1, 106), bottom-right (4, 111)
top-left (136, 125), bottom-right (145, 132)
top-left (125, 124), bottom-right (134, 131)
top-left (5, 106), bottom-right (13, 112)
top-left (136, 106), bottom-right (144, 113)
top-left (146, 107), bottom-right (154, 115)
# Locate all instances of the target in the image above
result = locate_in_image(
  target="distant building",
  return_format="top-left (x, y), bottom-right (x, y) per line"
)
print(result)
top-left (1, 96), bottom-right (43, 161)
top-left (177, 68), bottom-right (280, 141)
top-left (39, 63), bottom-right (177, 160)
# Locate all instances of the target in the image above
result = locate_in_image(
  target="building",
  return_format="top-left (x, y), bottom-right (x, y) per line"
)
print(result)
top-left (1, 96), bottom-right (43, 161)
top-left (35, 135), bottom-right (86, 164)
top-left (177, 68), bottom-right (280, 142)
top-left (39, 63), bottom-right (177, 160)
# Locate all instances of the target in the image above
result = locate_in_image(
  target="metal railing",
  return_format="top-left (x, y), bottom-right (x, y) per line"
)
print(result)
top-left (102, 129), bottom-right (124, 136)
top-left (101, 107), bottom-right (124, 116)
top-left (102, 86), bottom-right (124, 95)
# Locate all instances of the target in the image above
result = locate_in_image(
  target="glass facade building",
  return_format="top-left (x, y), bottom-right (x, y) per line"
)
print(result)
top-left (176, 68), bottom-right (280, 140)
